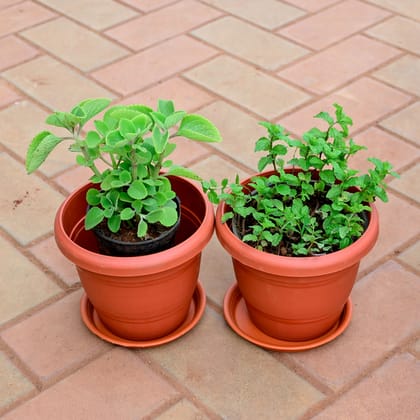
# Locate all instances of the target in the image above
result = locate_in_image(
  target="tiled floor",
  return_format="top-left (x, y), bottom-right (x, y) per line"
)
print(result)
top-left (0, 0), bottom-right (419, 418)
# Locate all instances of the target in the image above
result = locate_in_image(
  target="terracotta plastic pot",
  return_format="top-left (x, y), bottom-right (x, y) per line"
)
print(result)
top-left (55, 176), bottom-right (214, 341)
top-left (216, 170), bottom-right (379, 341)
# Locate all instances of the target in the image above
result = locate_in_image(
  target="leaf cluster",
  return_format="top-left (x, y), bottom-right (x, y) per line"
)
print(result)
top-left (26, 98), bottom-right (222, 238)
top-left (203, 104), bottom-right (398, 256)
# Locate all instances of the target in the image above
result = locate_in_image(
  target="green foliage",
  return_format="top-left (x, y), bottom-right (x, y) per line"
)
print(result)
top-left (203, 104), bottom-right (398, 256)
top-left (26, 98), bottom-right (222, 238)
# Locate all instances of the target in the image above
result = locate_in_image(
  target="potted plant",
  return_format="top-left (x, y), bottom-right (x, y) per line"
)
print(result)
top-left (203, 104), bottom-right (398, 351)
top-left (26, 98), bottom-right (222, 346)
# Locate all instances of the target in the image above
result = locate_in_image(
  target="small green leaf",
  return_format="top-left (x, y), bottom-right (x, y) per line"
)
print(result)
top-left (127, 180), bottom-right (148, 199)
top-left (319, 169), bottom-right (335, 184)
top-left (120, 207), bottom-right (135, 221)
top-left (26, 131), bottom-right (62, 174)
top-left (152, 126), bottom-right (168, 154)
top-left (76, 98), bottom-right (111, 127)
top-left (85, 207), bottom-right (104, 230)
top-left (164, 111), bottom-right (186, 128)
top-left (165, 166), bottom-right (201, 181)
top-left (119, 118), bottom-right (136, 137)
top-left (107, 214), bottom-right (121, 233)
top-left (146, 206), bottom-right (178, 227)
top-left (46, 112), bottom-right (82, 131)
top-left (86, 131), bottom-right (102, 148)
top-left (176, 114), bottom-right (222, 143)
top-left (158, 99), bottom-right (175, 117)
top-left (137, 219), bottom-right (148, 238)
top-left (255, 137), bottom-right (270, 152)
top-left (86, 188), bottom-right (101, 206)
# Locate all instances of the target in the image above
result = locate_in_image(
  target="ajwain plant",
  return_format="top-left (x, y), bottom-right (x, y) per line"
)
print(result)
top-left (203, 104), bottom-right (398, 256)
top-left (26, 98), bottom-right (222, 239)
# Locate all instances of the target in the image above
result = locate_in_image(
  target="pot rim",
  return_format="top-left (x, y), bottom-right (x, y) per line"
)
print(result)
top-left (54, 176), bottom-right (214, 276)
top-left (215, 170), bottom-right (379, 277)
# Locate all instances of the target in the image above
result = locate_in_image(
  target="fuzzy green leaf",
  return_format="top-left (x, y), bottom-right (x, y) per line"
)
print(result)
top-left (165, 166), bottom-right (201, 181)
top-left (86, 131), bottom-right (102, 149)
top-left (85, 207), bottom-right (104, 230)
top-left (137, 219), bottom-right (148, 238)
top-left (176, 114), bottom-right (222, 143)
top-left (146, 206), bottom-right (178, 227)
top-left (26, 131), bottom-right (62, 174)
top-left (127, 180), bottom-right (148, 200)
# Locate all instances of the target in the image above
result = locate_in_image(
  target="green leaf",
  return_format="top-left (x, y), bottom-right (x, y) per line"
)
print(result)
top-left (158, 99), bottom-right (175, 117)
top-left (86, 131), bottom-right (102, 148)
top-left (314, 111), bottom-right (334, 125)
top-left (320, 169), bottom-right (335, 184)
top-left (107, 214), bottom-right (121, 233)
top-left (152, 126), bottom-right (169, 154)
top-left (86, 188), bottom-right (101, 206)
top-left (176, 114), bottom-right (222, 143)
top-left (118, 118), bottom-right (136, 138)
top-left (257, 156), bottom-right (272, 172)
top-left (46, 112), bottom-right (82, 131)
top-left (85, 207), bottom-right (104, 230)
top-left (26, 131), bottom-right (62, 174)
top-left (165, 166), bottom-right (201, 181)
top-left (164, 111), bottom-right (186, 128)
top-left (76, 98), bottom-right (111, 127)
top-left (132, 114), bottom-right (151, 134)
top-left (146, 206), bottom-right (178, 227)
top-left (137, 219), bottom-right (148, 238)
top-left (127, 180), bottom-right (148, 200)
top-left (255, 137), bottom-right (270, 152)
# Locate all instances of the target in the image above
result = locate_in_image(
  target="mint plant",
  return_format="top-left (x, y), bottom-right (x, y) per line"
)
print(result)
top-left (203, 104), bottom-right (398, 256)
top-left (26, 98), bottom-right (221, 239)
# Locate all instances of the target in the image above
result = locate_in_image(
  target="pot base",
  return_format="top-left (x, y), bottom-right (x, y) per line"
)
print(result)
top-left (80, 282), bottom-right (206, 348)
top-left (223, 284), bottom-right (352, 352)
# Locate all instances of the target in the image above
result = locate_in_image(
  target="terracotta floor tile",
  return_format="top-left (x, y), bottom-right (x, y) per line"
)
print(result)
top-left (36, 0), bottom-right (137, 30)
top-left (291, 261), bottom-right (420, 390)
top-left (278, 35), bottom-right (400, 94)
top-left (397, 241), bottom-right (420, 272)
top-left (0, 235), bottom-right (61, 325)
top-left (0, 100), bottom-right (75, 177)
top-left (156, 399), bottom-right (210, 420)
top-left (119, 0), bottom-right (176, 12)
top-left (92, 36), bottom-right (218, 95)
top-left (366, 0), bottom-right (420, 20)
top-left (374, 54), bottom-right (420, 96)
top-left (200, 235), bottom-right (236, 306)
top-left (0, 153), bottom-right (65, 245)
top-left (21, 17), bottom-right (129, 71)
top-left (29, 236), bottom-right (79, 287)
top-left (380, 101), bottom-right (420, 146)
top-left (313, 353), bottom-right (420, 419)
top-left (366, 16), bottom-right (420, 55)
top-left (279, 78), bottom-right (412, 135)
top-left (145, 309), bottom-right (324, 419)
top-left (196, 100), bottom-right (266, 170)
top-left (121, 77), bottom-right (214, 111)
top-left (360, 193), bottom-right (420, 272)
top-left (189, 154), bottom-right (251, 185)
top-left (185, 55), bottom-right (310, 119)
top-left (3, 56), bottom-right (115, 111)
top-left (106, 0), bottom-right (222, 51)
top-left (1, 291), bottom-right (111, 385)
top-left (390, 163), bottom-right (420, 203)
top-left (284, 0), bottom-right (340, 12)
top-left (2, 348), bottom-right (178, 419)
top-left (200, 0), bottom-right (305, 29)
top-left (0, 0), bottom-right (23, 9)
top-left (192, 16), bottom-right (309, 70)
top-left (351, 127), bottom-right (420, 173)
top-left (0, 1), bottom-right (55, 37)
top-left (0, 79), bottom-right (21, 107)
top-left (279, 0), bottom-right (390, 50)
top-left (0, 35), bottom-right (38, 71)
top-left (53, 165), bottom-right (99, 193)
top-left (0, 351), bottom-right (35, 411)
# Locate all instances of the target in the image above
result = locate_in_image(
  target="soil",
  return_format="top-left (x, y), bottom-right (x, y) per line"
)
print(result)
top-left (95, 219), bottom-right (172, 243)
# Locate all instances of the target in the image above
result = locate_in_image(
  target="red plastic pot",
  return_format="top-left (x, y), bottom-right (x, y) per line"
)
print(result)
top-left (54, 176), bottom-right (214, 341)
top-left (216, 170), bottom-right (379, 341)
